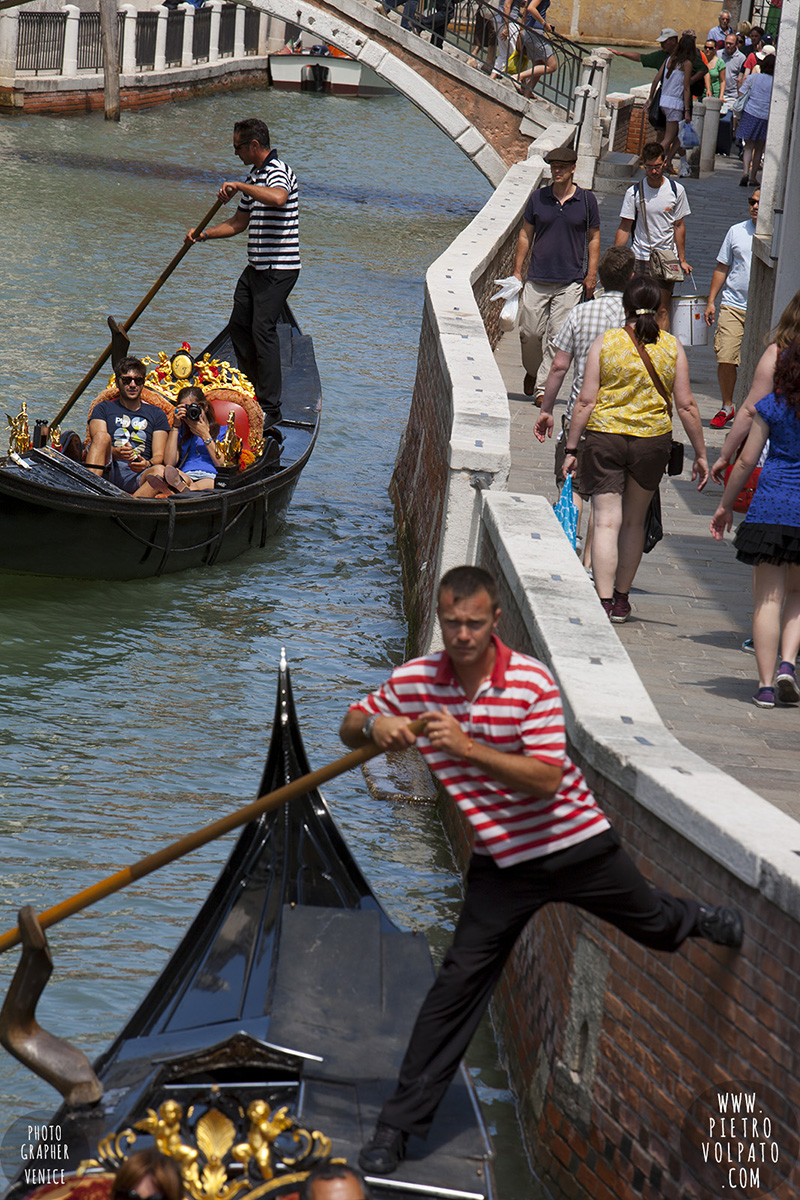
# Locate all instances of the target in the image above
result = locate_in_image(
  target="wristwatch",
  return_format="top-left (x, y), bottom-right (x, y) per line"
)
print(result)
top-left (362, 714), bottom-right (379, 741)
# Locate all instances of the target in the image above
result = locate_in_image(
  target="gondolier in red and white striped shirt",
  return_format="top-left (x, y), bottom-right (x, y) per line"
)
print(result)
top-left (340, 564), bottom-right (743, 1176)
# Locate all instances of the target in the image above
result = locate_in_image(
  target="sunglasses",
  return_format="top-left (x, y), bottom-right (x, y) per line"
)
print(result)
top-left (748, 198), bottom-right (759, 205)
top-left (119, 375), bottom-right (145, 386)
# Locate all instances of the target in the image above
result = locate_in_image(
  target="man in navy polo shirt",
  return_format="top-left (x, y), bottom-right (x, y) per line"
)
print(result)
top-left (513, 147), bottom-right (600, 406)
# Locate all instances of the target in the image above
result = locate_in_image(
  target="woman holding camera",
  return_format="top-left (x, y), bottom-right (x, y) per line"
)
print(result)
top-left (135, 386), bottom-right (223, 497)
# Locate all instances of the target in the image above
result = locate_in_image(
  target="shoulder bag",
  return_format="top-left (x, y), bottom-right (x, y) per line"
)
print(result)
top-left (648, 80), bottom-right (666, 130)
top-left (637, 180), bottom-right (684, 284)
top-left (625, 329), bottom-right (684, 476)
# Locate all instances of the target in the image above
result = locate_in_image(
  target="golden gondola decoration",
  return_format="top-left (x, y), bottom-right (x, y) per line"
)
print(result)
top-left (77, 1095), bottom-right (333, 1200)
top-left (7, 402), bottom-right (32, 456)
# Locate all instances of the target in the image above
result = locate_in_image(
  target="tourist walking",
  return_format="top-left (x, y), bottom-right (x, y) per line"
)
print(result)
top-left (614, 141), bottom-right (692, 326)
top-left (705, 190), bottom-right (758, 429)
top-left (710, 338), bottom-right (800, 708)
top-left (709, 288), bottom-right (800, 483)
top-left (342, 564), bottom-right (742, 1176)
top-left (515, 0), bottom-right (557, 96)
top-left (513, 147), bottom-right (600, 406)
top-left (563, 276), bottom-right (708, 622)
top-left (187, 118), bottom-right (300, 429)
top-left (736, 49), bottom-right (775, 186)
top-left (651, 32), bottom-right (696, 177)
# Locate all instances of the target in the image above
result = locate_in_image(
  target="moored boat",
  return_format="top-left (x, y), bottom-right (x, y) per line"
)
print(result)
top-left (268, 50), bottom-right (394, 98)
top-left (0, 309), bottom-right (320, 581)
top-left (1, 657), bottom-right (496, 1200)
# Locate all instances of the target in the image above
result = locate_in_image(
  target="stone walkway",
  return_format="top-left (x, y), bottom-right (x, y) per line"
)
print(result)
top-left (499, 156), bottom-right (800, 822)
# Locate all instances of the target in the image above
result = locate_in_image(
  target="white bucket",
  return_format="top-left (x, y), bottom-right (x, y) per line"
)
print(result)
top-left (671, 292), bottom-right (709, 347)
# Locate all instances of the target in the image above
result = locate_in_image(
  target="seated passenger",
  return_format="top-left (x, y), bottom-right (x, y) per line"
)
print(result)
top-left (136, 386), bottom-right (223, 497)
top-left (112, 1147), bottom-right (183, 1200)
top-left (85, 356), bottom-right (170, 494)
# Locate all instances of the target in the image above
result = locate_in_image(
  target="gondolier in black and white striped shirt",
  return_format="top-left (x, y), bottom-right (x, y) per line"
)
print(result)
top-left (188, 118), bottom-right (300, 427)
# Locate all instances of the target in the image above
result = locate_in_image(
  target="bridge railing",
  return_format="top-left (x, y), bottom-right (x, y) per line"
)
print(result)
top-left (383, 0), bottom-right (592, 117)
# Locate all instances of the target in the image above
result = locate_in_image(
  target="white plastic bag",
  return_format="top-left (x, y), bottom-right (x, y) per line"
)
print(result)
top-left (491, 275), bottom-right (523, 332)
top-left (678, 119), bottom-right (700, 148)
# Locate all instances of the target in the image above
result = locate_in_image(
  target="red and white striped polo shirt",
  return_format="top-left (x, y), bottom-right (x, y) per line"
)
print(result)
top-left (352, 637), bottom-right (609, 867)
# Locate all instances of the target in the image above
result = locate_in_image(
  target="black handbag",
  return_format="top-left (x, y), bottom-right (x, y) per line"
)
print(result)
top-left (648, 83), bottom-right (666, 130)
top-left (643, 488), bottom-right (663, 554)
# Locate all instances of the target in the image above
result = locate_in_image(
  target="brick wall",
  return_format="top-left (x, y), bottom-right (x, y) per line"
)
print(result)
top-left (4, 68), bottom-right (268, 114)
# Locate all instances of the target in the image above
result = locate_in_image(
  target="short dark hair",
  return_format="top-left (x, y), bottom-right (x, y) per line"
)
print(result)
top-left (438, 565), bottom-right (499, 610)
top-left (300, 1161), bottom-right (370, 1199)
top-left (233, 118), bottom-right (271, 149)
top-left (759, 52), bottom-right (775, 74)
top-left (598, 246), bottom-right (635, 293)
top-left (114, 355), bottom-right (146, 380)
top-left (641, 141), bottom-right (666, 163)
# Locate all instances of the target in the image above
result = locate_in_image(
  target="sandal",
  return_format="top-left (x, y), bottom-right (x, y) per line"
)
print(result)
top-left (163, 465), bottom-right (189, 493)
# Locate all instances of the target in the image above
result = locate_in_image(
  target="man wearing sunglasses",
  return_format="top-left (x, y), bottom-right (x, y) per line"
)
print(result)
top-left (705, 191), bottom-right (759, 429)
top-left (187, 118), bottom-right (301, 430)
top-left (85, 356), bottom-right (170, 493)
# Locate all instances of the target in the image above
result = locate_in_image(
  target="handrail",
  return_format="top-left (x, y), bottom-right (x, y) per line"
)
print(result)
top-left (379, 0), bottom-right (592, 117)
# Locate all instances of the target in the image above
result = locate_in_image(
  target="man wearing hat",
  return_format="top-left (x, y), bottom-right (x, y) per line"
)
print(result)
top-left (512, 146), bottom-right (600, 405)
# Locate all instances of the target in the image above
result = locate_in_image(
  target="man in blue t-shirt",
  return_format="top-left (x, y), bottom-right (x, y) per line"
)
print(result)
top-left (512, 147), bottom-right (600, 406)
top-left (85, 356), bottom-right (170, 494)
top-left (704, 190), bottom-right (758, 428)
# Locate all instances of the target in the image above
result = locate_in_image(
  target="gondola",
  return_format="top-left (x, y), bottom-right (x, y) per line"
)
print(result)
top-left (1, 657), bottom-right (496, 1200)
top-left (0, 309), bottom-right (320, 580)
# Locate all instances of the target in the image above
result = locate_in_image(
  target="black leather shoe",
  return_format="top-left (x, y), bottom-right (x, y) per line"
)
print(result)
top-left (358, 1123), bottom-right (408, 1175)
top-left (695, 906), bottom-right (743, 948)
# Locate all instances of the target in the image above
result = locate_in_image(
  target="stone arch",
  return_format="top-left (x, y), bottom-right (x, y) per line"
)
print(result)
top-left (251, 0), bottom-right (508, 185)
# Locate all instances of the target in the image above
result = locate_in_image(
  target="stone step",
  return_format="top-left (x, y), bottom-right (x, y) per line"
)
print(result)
top-left (596, 150), bottom-right (640, 178)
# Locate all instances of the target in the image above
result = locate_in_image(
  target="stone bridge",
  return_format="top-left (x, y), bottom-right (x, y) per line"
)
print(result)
top-left (251, 0), bottom-right (599, 183)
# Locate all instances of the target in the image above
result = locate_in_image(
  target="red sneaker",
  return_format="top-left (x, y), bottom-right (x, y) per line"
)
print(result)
top-left (710, 407), bottom-right (735, 429)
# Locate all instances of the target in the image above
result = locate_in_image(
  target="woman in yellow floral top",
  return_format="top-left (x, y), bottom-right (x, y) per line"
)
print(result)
top-left (564, 276), bottom-right (708, 622)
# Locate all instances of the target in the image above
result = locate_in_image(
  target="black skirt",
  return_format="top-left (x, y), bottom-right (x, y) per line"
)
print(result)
top-left (734, 521), bottom-right (800, 566)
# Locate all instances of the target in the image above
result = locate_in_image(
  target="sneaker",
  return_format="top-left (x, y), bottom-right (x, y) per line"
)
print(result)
top-left (523, 372), bottom-right (536, 396)
top-left (695, 905), bottom-right (744, 948)
top-left (359, 1123), bottom-right (408, 1175)
top-left (752, 686), bottom-right (776, 708)
top-left (600, 598), bottom-right (613, 617)
top-left (741, 637), bottom-right (755, 653)
top-left (610, 590), bottom-right (631, 623)
top-left (710, 407), bottom-right (735, 429)
top-left (678, 160), bottom-right (691, 177)
top-left (776, 661), bottom-right (800, 704)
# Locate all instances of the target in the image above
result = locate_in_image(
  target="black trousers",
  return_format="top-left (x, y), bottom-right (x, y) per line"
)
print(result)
top-left (380, 832), bottom-right (699, 1138)
top-left (229, 265), bottom-right (299, 420)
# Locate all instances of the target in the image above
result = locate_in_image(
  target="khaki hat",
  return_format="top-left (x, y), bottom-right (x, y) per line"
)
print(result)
top-left (757, 44), bottom-right (776, 58)
top-left (656, 28), bottom-right (679, 41)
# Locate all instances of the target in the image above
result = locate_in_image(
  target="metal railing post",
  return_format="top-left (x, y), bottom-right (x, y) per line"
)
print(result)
top-left (63, 4), bottom-right (80, 77)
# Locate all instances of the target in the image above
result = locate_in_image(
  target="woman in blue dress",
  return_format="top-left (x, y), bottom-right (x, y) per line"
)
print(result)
top-left (710, 337), bottom-right (800, 707)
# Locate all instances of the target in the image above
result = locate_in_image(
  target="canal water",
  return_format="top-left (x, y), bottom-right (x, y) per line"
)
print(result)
top-left (0, 89), bottom-right (540, 1193)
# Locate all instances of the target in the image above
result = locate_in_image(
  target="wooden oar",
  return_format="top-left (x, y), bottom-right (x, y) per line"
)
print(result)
top-left (49, 195), bottom-right (225, 430)
top-left (0, 720), bottom-right (427, 956)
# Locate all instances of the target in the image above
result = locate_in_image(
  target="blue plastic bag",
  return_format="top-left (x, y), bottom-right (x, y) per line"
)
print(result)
top-left (679, 120), bottom-right (700, 149)
top-left (553, 475), bottom-right (578, 549)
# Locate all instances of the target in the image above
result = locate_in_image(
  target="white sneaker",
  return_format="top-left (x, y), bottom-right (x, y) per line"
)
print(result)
top-left (678, 161), bottom-right (691, 177)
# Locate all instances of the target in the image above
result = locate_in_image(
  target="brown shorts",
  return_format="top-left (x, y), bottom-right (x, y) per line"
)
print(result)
top-left (580, 430), bottom-right (672, 495)
top-left (714, 304), bottom-right (747, 366)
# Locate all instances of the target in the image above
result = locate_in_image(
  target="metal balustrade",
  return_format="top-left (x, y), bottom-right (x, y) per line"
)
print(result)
top-left (76, 12), bottom-right (126, 71)
top-left (193, 7), bottom-right (212, 62)
top-left (218, 3), bottom-right (237, 57)
top-left (244, 6), bottom-right (260, 54)
top-left (135, 10), bottom-right (157, 70)
top-left (16, 12), bottom-right (66, 73)
top-left (165, 10), bottom-right (185, 67)
top-left (383, 0), bottom-right (592, 117)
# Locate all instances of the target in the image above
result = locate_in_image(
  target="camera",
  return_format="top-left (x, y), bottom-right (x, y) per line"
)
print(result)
top-left (185, 401), bottom-right (203, 421)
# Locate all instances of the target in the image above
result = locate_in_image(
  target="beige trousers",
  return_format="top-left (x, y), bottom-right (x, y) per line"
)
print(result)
top-left (519, 279), bottom-right (583, 399)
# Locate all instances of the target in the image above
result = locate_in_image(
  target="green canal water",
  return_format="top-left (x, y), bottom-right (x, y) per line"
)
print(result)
top-left (0, 87), bottom-right (544, 1195)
